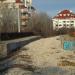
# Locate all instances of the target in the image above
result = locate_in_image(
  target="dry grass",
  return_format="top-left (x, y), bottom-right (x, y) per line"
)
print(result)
top-left (58, 60), bottom-right (75, 66)
top-left (60, 56), bottom-right (67, 60)
top-left (62, 34), bottom-right (75, 41)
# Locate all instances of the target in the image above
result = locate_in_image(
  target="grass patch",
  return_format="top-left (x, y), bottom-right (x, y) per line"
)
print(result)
top-left (60, 56), bottom-right (67, 59)
top-left (58, 60), bottom-right (75, 66)
top-left (63, 34), bottom-right (75, 41)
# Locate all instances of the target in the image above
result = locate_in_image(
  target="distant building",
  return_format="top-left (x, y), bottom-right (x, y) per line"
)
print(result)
top-left (1, 0), bottom-right (32, 8)
top-left (53, 10), bottom-right (75, 30)
top-left (0, 0), bottom-right (32, 32)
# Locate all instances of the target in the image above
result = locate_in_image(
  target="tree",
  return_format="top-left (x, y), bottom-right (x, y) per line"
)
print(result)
top-left (0, 4), bottom-right (18, 33)
top-left (0, 0), bottom-right (6, 3)
top-left (27, 12), bottom-right (53, 37)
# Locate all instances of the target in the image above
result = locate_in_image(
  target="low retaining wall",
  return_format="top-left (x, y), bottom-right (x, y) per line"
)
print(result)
top-left (0, 36), bottom-right (41, 58)
top-left (0, 43), bottom-right (7, 58)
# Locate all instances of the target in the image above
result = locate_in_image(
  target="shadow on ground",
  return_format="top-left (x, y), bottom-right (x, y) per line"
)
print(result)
top-left (7, 36), bottom-right (41, 54)
top-left (0, 36), bottom-right (41, 75)
top-left (0, 36), bottom-right (41, 61)
top-left (1, 66), bottom-right (73, 75)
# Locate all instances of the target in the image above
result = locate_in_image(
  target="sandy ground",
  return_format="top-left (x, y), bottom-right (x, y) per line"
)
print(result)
top-left (25, 36), bottom-right (74, 67)
top-left (2, 36), bottom-right (75, 75)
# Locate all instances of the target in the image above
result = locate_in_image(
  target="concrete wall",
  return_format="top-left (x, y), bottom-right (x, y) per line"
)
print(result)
top-left (0, 43), bottom-right (7, 58)
top-left (0, 36), bottom-right (40, 59)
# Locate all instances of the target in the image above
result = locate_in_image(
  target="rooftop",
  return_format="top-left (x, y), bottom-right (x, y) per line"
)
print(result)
top-left (53, 10), bottom-right (75, 19)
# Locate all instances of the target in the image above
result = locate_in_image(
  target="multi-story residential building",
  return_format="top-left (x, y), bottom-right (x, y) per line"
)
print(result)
top-left (52, 10), bottom-right (75, 30)
top-left (0, 0), bottom-right (32, 32)
top-left (1, 0), bottom-right (32, 8)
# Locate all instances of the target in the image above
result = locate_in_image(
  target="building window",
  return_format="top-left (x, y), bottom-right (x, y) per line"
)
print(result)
top-left (59, 25), bottom-right (62, 26)
top-left (64, 24), bottom-right (66, 26)
top-left (71, 21), bottom-right (74, 23)
top-left (63, 21), bottom-right (66, 23)
top-left (63, 14), bottom-right (66, 16)
top-left (21, 0), bottom-right (25, 3)
top-left (22, 12), bottom-right (28, 15)
top-left (60, 14), bottom-right (62, 16)
top-left (67, 21), bottom-right (69, 23)
top-left (67, 14), bottom-right (70, 16)
top-left (71, 24), bottom-right (73, 26)
top-left (70, 24), bottom-right (74, 28)
top-left (56, 25), bottom-right (58, 26)
top-left (67, 24), bottom-right (69, 26)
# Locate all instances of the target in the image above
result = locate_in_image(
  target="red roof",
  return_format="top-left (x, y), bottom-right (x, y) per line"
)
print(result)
top-left (53, 10), bottom-right (75, 19)
top-left (16, 0), bottom-right (21, 3)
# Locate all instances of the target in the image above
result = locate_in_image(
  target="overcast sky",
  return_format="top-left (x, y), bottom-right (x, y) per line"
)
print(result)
top-left (32, 0), bottom-right (75, 17)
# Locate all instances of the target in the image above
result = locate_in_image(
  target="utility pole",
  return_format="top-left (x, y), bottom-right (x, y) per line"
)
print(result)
top-left (57, 19), bottom-right (63, 48)
top-left (18, 5), bottom-right (20, 32)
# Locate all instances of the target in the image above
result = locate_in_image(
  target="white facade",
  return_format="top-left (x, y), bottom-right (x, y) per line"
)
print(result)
top-left (52, 10), bottom-right (75, 30)
top-left (53, 18), bottom-right (75, 30)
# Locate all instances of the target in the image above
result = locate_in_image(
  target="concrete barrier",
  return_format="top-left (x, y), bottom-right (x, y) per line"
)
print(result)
top-left (0, 43), bottom-right (7, 58)
top-left (0, 36), bottom-right (41, 58)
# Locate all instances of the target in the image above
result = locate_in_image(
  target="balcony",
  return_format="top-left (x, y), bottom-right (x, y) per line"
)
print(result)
top-left (21, 21), bottom-right (26, 25)
top-left (21, 15), bottom-right (29, 20)
top-left (20, 8), bottom-right (28, 13)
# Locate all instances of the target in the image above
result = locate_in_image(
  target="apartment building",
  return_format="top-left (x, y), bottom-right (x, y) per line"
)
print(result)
top-left (0, 0), bottom-right (32, 32)
top-left (53, 10), bottom-right (75, 30)
top-left (1, 0), bottom-right (32, 7)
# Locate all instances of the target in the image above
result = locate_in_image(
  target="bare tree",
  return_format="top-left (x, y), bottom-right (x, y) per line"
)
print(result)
top-left (0, 4), bottom-right (18, 33)
top-left (0, 0), bottom-right (6, 32)
top-left (0, 0), bottom-right (6, 2)
top-left (27, 12), bottom-right (53, 37)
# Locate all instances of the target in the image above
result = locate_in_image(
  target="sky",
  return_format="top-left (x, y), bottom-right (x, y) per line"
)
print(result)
top-left (32, 0), bottom-right (75, 17)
